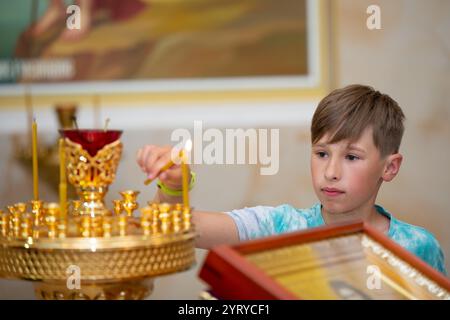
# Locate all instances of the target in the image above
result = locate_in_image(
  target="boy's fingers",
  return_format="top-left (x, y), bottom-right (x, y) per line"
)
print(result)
top-left (136, 148), bottom-right (144, 168)
top-left (159, 165), bottom-right (186, 190)
top-left (137, 145), bottom-right (176, 178)
top-left (139, 148), bottom-right (152, 172)
top-left (164, 164), bottom-right (182, 180)
top-left (144, 148), bottom-right (166, 175)
top-left (137, 145), bottom-right (154, 169)
top-left (149, 151), bottom-right (173, 179)
top-left (159, 172), bottom-right (168, 180)
top-left (159, 164), bottom-right (189, 187)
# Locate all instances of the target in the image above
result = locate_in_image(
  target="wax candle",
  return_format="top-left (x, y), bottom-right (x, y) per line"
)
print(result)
top-left (32, 119), bottom-right (39, 200)
top-left (181, 140), bottom-right (192, 210)
top-left (59, 138), bottom-right (67, 219)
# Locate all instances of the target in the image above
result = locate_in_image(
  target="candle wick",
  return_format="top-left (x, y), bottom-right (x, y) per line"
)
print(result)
top-left (103, 118), bottom-right (110, 132)
top-left (71, 116), bottom-right (79, 130)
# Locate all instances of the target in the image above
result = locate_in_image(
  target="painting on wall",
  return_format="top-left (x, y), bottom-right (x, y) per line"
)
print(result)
top-left (0, 0), bottom-right (329, 99)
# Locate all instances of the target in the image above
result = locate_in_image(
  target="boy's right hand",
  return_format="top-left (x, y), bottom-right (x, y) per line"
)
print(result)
top-left (137, 145), bottom-right (240, 250)
top-left (136, 145), bottom-right (185, 190)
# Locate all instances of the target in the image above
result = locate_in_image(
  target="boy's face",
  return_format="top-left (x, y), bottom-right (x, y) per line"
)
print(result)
top-left (311, 128), bottom-right (388, 215)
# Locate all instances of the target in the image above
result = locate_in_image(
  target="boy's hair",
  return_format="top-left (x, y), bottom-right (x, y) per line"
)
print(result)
top-left (311, 84), bottom-right (405, 156)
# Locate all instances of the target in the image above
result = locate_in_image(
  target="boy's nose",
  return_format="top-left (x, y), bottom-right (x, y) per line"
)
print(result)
top-left (324, 158), bottom-right (341, 181)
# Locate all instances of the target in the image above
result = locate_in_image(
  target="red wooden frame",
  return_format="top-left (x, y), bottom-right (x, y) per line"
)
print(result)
top-left (198, 221), bottom-right (450, 300)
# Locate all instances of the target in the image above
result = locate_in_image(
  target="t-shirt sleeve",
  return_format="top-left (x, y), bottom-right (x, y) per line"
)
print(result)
top-left (226, 204), bottom-right (308, 241)
top-left (393, 223), bottom-right (448, 276)
top-left (419, 232), bottom-right (447, 276)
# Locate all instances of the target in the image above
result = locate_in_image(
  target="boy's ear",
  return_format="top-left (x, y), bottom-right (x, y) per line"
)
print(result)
top-left (381, 153), bottom-right (403, 182)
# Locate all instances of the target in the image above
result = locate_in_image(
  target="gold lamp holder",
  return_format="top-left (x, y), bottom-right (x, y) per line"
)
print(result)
top-left (65, 138), bottom-right (122, 217)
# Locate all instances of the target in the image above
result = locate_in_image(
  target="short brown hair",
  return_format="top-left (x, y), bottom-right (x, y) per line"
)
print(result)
top-left (311, 84), bottom-right (405, 156)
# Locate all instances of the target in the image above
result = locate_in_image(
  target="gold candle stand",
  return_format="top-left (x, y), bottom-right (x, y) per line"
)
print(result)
top-left (0, 133), bottom-right (196, 300)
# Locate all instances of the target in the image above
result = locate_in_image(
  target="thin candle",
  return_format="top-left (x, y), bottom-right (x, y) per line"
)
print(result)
top-left (181, 140), bottom-right (192, 210)
top-left (144, 158), bottom-right (175, 186)
top-left (31, 118), bottom-right (39, 200)
top-left (59, 138), bottom-right (67, 219)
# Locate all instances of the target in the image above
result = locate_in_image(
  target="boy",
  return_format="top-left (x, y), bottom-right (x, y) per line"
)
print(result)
top-left (136, 84), bottom-right (447, 275)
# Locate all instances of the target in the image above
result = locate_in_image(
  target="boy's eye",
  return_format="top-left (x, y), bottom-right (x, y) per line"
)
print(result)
top-left (346, 154), bottom-right (360, 161)
top-left (316, 151), bottom-right (327, 158)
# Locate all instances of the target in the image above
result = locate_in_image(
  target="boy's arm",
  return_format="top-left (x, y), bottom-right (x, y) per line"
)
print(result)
top-left (192, 211), bottom-right (239, 249)
top-left (153, 189), bottom-right (239, 249)
top-left (138, 144), bottom-right (240, 249)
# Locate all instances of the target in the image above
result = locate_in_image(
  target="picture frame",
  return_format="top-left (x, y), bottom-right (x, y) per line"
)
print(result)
top-left (199, 221), bottom-right (450, 300)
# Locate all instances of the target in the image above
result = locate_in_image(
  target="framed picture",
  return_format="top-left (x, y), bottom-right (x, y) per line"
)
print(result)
top-left (199, 221), bottom-right (450, 300)
top-left (0, 0), bottom-right (331, 106)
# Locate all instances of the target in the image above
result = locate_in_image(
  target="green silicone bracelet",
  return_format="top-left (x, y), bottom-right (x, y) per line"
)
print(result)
top-left (156, 171), bottom-right (196, 197)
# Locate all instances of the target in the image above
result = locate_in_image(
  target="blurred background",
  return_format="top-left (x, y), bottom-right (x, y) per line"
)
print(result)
top-left (0, 0), bottom-right (449, 298)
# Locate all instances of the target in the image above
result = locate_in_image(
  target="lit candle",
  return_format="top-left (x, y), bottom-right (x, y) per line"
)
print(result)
top-left (31, 118), bottom-right (39, 200)
top-left (59, 138), bottom-right (67, 219)
top-left (181, 140), bottom-right (192, 210)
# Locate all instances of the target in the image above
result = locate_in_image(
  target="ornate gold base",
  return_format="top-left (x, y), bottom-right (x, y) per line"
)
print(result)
top-left (34, 278), bottom-right (154, 300)
top-left (0, 232), bottom-right (196, 300)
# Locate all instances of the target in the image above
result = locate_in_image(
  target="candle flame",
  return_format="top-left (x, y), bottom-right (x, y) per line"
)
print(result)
top-left (185, 139), bottom-right (192, 152)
